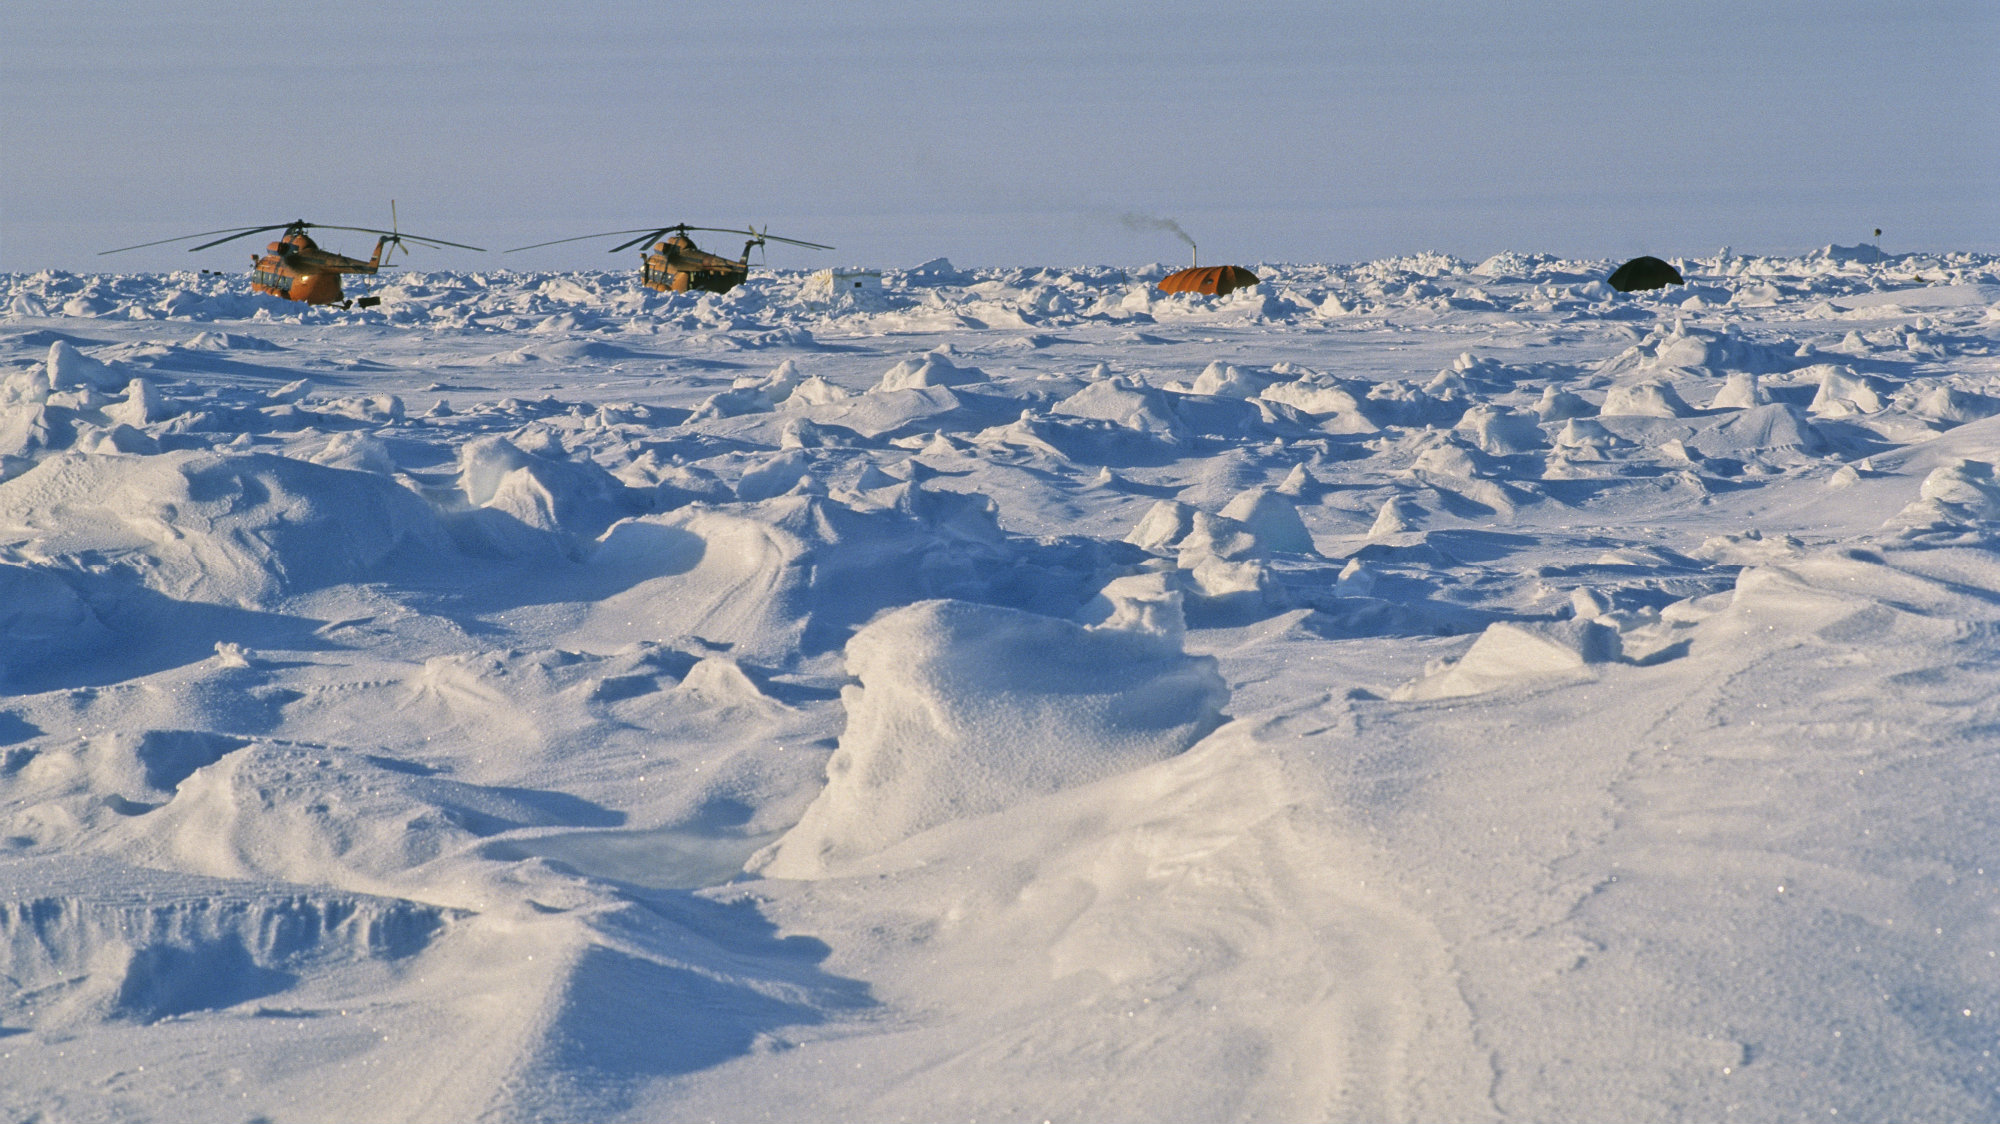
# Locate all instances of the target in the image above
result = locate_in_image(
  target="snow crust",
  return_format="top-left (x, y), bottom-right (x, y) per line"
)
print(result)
top-left (2, 248), bottom-right (1999, 1121)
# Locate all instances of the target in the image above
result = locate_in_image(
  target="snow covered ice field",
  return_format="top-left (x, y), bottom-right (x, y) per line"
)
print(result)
top-left (1, 248), bottom-right (1998, 1121)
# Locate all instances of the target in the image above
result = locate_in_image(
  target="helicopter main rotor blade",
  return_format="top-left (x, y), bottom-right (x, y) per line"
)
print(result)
top-left (503, 229), bottom-right (671, 253)
top-left (608, 228), bottom-right (675, 254)
top-left (668, 226), bottom-right (834, 251)
top-left (306, 225), bottom-right (486, 252)
top-left (398, 235), bottom-right (485, 252)
top-left (187, 225), bottom-right (301, 252)
top-left (105, 217), bottom-right (487, 257)
top-left (504, 224), bottom-right (830, 254)
top-left (100, 224), bottom-right (289, 255)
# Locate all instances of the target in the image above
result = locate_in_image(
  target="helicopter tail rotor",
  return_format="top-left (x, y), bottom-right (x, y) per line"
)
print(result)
top-left (378, 200), bottom-right (407, 265)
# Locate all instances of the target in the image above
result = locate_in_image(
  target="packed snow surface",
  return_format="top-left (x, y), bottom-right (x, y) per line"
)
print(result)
top-left (2, 247), bottom-right (1999, 1121)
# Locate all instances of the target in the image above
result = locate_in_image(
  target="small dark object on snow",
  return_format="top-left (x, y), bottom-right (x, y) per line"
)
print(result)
top-left (1607, 256), bottom-right (1684, 293)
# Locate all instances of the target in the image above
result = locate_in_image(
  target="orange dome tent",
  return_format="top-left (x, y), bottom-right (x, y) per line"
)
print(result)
top-left (1157, 264), bottom-right (1259, 296)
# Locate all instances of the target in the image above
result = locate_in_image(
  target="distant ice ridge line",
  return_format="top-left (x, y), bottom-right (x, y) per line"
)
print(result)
top-left (17, 245), bottom-right (1991, 332)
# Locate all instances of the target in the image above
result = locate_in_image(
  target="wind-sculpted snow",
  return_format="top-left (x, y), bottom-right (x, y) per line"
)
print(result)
top-left (754, 592), bottom-right (1227, 878)
top-left (0, 449), bottom-right (450, 606)
top-left (0, 858), bottom-right (455, 1030)
top-left (0, 247), bottom-right (1998, 1121)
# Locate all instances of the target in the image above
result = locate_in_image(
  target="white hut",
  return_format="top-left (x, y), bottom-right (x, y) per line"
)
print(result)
top-left (803, 268), bottom-right (884, 302)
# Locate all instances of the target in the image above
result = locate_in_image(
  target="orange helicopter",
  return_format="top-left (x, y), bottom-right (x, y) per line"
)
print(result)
top-left (102, 209), bottom-right (483, 306)
top-left (506, 224), bottom-right (831, 294)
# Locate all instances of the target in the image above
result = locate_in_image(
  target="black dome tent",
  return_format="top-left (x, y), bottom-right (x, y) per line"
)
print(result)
top-left (1607, 255), bottom-right (1684, 293)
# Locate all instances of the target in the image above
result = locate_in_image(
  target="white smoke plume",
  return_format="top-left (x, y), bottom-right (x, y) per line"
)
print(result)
top-left (1120, 213), bottom-right (1196, 249)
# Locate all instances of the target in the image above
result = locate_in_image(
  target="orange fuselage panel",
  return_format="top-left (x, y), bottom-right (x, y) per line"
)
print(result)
top-left (249, 231), bottom-right (386, 304)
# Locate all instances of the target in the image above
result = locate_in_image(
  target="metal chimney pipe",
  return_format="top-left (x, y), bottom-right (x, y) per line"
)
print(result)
top-left (1192, 243), bottom-right (1198, 268)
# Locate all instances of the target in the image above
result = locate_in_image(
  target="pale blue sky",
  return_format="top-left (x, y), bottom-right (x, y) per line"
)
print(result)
top-left (4, 1), bottom-right (1994, 272)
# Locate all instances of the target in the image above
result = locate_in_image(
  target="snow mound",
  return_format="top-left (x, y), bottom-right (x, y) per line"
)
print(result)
top-left (0, 450), bottom-right (450, 606)
top-left (1392, 619), bottom-right (1619, 700)
top-left (42, 340), bottom-right (128, 392)
top-left (1259, 373), bottom-right (1378, 432)
top-left (1684, 403), bottom-right (1827, 460)
top-left (1190, 361), bottom-right (1270, 398)
top-left (1901, 384), bottom-right (2000, 425)
top-left (1455, 404), bottom-right (1547, 454)
top-left (309, 431), bottom-right (397, 475)
top-left (1805, 364), bottom-right (1887, 417)
top-left (1600, 378), bottom-right (1695, 418)
top-left (1597, 320), bottom-right (1787, 377)
top-left (1052, 374), bottom-right (1183, 435)
top-left (585, 487), bottom-right (1015, 660)
top-left (454, 434), bottom-right (632, 557)
top-left (752, 598), bottom-right (1227, 878)
top-left (1889, 458), bottom-right (2000, 535)
top-left (1534, 385), bottom-right (1595, 421)
top-left (1813, 242), bottom-right (1891, 264)
top-left (1709, 371), bottom-right (1769, 409)
top-left (1127, 487), bottom-right (1316, 563)
top-left (876, 350), bottom-right (987, 392)
top-left (1217, 486), bottom-right (1317, 554)
top-left (780, 374), bottom-right (851, 407)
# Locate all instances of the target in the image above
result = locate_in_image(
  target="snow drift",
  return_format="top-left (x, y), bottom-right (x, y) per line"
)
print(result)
top-left (2, 246), bottom-right (1998, 1122)
top-left (754, 593), bottom-right (1226, 877)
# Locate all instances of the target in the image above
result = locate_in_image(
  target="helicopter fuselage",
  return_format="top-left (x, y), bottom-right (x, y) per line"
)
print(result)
top-left (250, 231), bottom-right (388, 304)
top-left (638, 234), bottom-right (752, 294)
